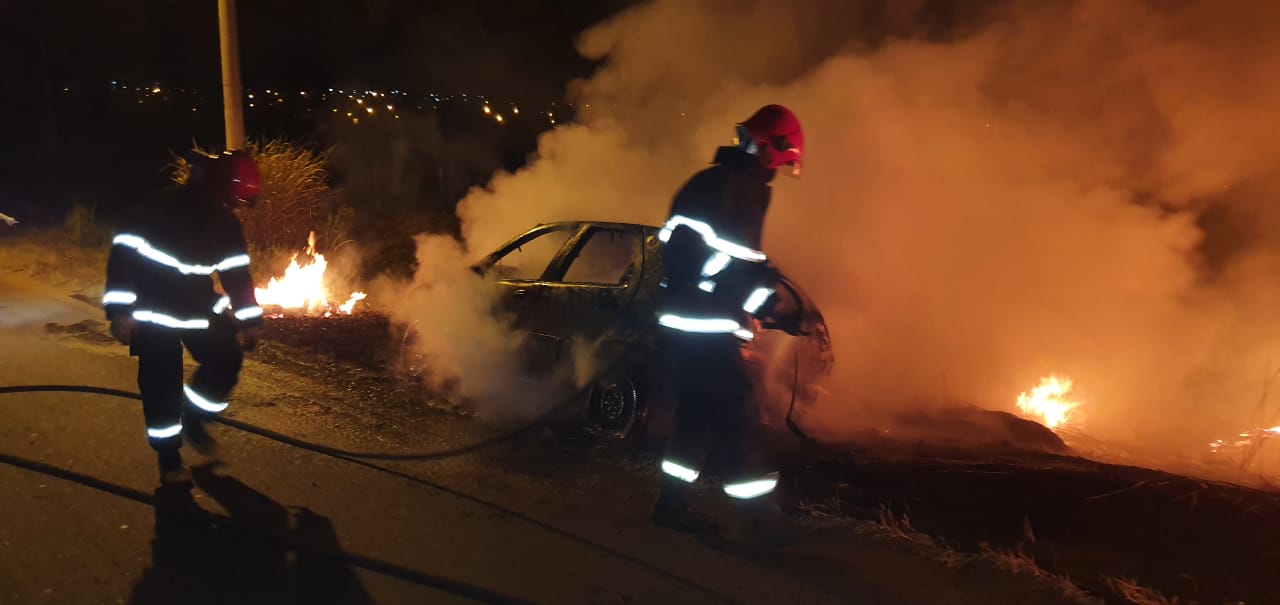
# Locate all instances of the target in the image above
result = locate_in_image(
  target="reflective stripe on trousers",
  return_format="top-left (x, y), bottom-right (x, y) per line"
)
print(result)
top-left (662, 459), bottom-right (778, 499)
top-left (661, 459), bottom-right (700, 483)
top-left (723, 472), bottom-right (780, 499)
top-left (184, 384), bottom-right (228, 414)
top-left (147, 423), bottom-right (182, 439)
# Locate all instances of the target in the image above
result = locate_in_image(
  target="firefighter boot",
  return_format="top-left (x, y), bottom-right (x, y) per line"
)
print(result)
top-left (738, 496), bottom-right (809, 553)
top-left (157, 449), bottom-right (191, 485)
top-left (182, 412), bottom-right (219, 457)
top-left (651, 480), bottom-right (721, 537)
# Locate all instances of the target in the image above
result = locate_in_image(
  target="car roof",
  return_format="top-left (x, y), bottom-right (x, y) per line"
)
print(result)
top-left (531, 220), bottom-right (661, 233)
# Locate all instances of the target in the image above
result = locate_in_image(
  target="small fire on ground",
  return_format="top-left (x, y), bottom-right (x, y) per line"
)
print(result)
top-left (1209, 425), bottom-right (1280, 454)
top-left (255, 231), bottom-right (366, 316)
top-left (1016, 374), bottom-right (1081, 431)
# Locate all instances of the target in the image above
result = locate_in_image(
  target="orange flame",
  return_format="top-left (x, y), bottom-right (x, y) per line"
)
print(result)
top-left (1016, 375), bottom-right (1081, 430)
top-left (255, 231), bottom-right (366, 316)
top-left (1208, 425), bottom-right (1280, 454)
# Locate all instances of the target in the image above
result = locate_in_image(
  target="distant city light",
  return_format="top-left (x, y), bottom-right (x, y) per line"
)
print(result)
top-left (97, 80), bottom-right (574, 131)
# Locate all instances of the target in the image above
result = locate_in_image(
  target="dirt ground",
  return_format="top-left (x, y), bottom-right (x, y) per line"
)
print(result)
top-left (783, 442), bottom-right (1279, 605)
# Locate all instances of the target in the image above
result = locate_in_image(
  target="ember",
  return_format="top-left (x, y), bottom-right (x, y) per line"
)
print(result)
top-left (255, 231), bottom-right (367, 316)
top-left (1016, 375), bottom-right (1080, 431)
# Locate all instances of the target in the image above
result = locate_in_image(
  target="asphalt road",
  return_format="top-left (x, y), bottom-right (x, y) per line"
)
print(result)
top-left (0, 267), bottom-right (1087, 605)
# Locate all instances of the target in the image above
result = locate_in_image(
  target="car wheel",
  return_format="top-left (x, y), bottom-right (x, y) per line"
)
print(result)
top-left (584, 368), bottom-right (642, 439)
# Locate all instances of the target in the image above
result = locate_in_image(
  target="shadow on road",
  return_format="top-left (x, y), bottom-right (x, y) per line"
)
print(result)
top-left (129, 465), bottom-right (373, 605)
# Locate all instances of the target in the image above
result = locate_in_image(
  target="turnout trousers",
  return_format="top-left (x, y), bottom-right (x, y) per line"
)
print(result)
top-left (131, 317), bottom-right (243, 451)
top-left (656, 330), bottom-right (779, 510)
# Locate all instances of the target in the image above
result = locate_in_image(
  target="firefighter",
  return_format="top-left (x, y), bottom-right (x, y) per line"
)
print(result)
top-left (651, 104), bottom-right (804, 536)
top-left (103, 150), bottom-right (265, 484)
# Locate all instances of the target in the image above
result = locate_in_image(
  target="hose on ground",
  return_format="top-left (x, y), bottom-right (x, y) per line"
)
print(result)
top-left (0, 379), bottom-right (598, 461)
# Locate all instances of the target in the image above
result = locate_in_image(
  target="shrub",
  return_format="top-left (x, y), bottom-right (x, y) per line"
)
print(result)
top-left (172, 140), bottom-right (352, 255)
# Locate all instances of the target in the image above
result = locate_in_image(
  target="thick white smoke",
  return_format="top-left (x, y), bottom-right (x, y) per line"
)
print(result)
top-left (406, 0), bottom-right (1280, 472)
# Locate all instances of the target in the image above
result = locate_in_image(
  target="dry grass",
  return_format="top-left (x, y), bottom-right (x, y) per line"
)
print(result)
top-left (877, 502), bottom-right (915, 539)
top-left (799, 495), bottom-right (1100, 602)
top-left (0, 205), bottom-right (111, 293)
top-left (1104, 577), bottom-right (1191, 605)
top-left (979, 543), bottom-right (1097, 603)
top-left (173, 140), bottom-right (353, 257)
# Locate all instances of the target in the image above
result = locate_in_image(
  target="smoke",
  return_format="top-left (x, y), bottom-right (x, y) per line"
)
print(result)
top-left (381, 235), bottom-right (582, 421)
top-left (408, 0), bottom-right (1280, 468)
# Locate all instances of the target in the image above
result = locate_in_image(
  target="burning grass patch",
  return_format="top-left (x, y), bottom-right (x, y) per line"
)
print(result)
top-left (260, 313), bottom-right (398, 370)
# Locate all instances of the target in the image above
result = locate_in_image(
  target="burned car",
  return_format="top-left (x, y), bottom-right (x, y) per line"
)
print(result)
top-left (472, 221), bottom-right (834, 439)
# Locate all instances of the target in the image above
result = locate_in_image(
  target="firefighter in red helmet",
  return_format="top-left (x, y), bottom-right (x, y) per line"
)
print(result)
top-left (651, 104), bottom-right (804, 537)
top-left (103, 150), bottom-right (265, 484)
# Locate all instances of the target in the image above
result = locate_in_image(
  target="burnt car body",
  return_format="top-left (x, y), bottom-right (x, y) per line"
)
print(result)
top-left (472, 221), bottom-right (834, 439)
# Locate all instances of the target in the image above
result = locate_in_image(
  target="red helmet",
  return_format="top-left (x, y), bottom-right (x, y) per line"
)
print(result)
top-left (736, 104), bottom-right (804, 176)
top-left (190, 150), bottom-right (262, 208)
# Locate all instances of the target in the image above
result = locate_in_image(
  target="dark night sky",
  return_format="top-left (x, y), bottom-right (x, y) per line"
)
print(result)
top-left (0, 0), bottom-right (633, 103)
top-left (0, 0), bottom-right (634, 218)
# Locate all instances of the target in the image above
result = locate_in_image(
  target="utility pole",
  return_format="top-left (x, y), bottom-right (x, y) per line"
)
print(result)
top-left (218, 0), bottom-right (246, 150)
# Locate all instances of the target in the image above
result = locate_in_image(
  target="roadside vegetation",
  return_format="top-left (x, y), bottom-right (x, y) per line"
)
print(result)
top-left (0, 203), bottom-right (112, 294)
top-left (1, 139), bottom-right (370, 296)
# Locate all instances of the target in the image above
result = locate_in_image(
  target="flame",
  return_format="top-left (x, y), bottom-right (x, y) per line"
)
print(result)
top-left (1016, 375), bottom-right (1081, 430)
top-left (254, 231), bottom-right (366, 315)
top-left (338, 292), bottom-right (367, 314)
top-left (1209, 425), bottom-right (1280, 454)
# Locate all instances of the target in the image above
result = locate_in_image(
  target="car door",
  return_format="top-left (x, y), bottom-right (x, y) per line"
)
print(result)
top-left (523, 225), bottom-right (647, 378)
top-left (477, 224), bottom-right (579, 375)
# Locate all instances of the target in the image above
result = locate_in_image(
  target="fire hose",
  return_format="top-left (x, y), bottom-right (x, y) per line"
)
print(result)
top-left (0, 375), bottom-right (813, 461)
top-left (0, 381), bottom-right (595, 461)
top-left (0, 337), bottom-right (814, 462)
top-left (0, 344), bottom-right (632, 461)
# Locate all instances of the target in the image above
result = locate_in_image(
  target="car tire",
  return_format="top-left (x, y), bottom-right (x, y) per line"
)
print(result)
top-left (584, 366), bottom-right (644, 439)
